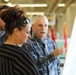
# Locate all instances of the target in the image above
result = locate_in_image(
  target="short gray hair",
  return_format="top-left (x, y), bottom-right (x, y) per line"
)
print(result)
top-left (32, 15), bottom-right (48, 24)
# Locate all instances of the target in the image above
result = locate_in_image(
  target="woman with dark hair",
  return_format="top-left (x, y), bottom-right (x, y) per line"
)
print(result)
top-left (0, 6), bottom-right (39, 75)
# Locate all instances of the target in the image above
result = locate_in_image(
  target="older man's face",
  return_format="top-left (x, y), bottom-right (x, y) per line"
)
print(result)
top-left (0, 18), bottom-right (5, 30)
top-left (32, 17), bottom-right (48, 40)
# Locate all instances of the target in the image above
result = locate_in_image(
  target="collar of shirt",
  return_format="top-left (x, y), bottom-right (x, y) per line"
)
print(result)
top-left (33, 35), bottom-right (48, 43)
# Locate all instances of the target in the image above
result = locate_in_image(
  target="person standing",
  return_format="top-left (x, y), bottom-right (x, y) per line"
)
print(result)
top-left (0, 6), bottom-right (40, 75)
top-left (22, 15), bottom-right (65, 75)
top-left (0, 5), bottom-right (9, 45)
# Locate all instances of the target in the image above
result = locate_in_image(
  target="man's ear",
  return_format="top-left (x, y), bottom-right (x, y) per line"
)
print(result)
top-left (13, 28), bottom-right (19, 36)
top-left (32, 24), bottom-right (34, 30)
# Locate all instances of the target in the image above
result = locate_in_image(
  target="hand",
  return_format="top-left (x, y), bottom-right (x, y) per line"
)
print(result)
top-left (52, 47), bottom-right (66, 57)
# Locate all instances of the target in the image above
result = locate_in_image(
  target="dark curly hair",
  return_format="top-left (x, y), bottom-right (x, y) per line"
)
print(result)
top-left (0, 6), bottom-right (30, 34)
top-left (0, 5), bottom-right (9, 11)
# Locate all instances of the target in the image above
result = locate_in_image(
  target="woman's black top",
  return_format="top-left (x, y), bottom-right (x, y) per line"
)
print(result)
top-left (0, 44), bottom-right (39, 75)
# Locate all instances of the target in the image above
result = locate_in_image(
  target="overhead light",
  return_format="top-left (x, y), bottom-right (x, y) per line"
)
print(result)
top-left (4, 0), bottom-right (9, 2)
top-left (58, 4), bottom-right (65, 7)
top-left (13, 4), bottom-right (47, 7)
top-left (6, 3), bottom-right (13, 7)
top-left (26, 12), bottom-right (44, 15)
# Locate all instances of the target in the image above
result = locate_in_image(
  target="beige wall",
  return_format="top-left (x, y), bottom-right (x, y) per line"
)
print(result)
top-left (56, 2), bottom-right (76, 38)
top-left (65, 5), bottom-right (76, 37)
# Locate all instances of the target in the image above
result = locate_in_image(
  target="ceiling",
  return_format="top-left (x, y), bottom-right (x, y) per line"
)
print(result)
top-left (0, 0), bottom-right (76, 15)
